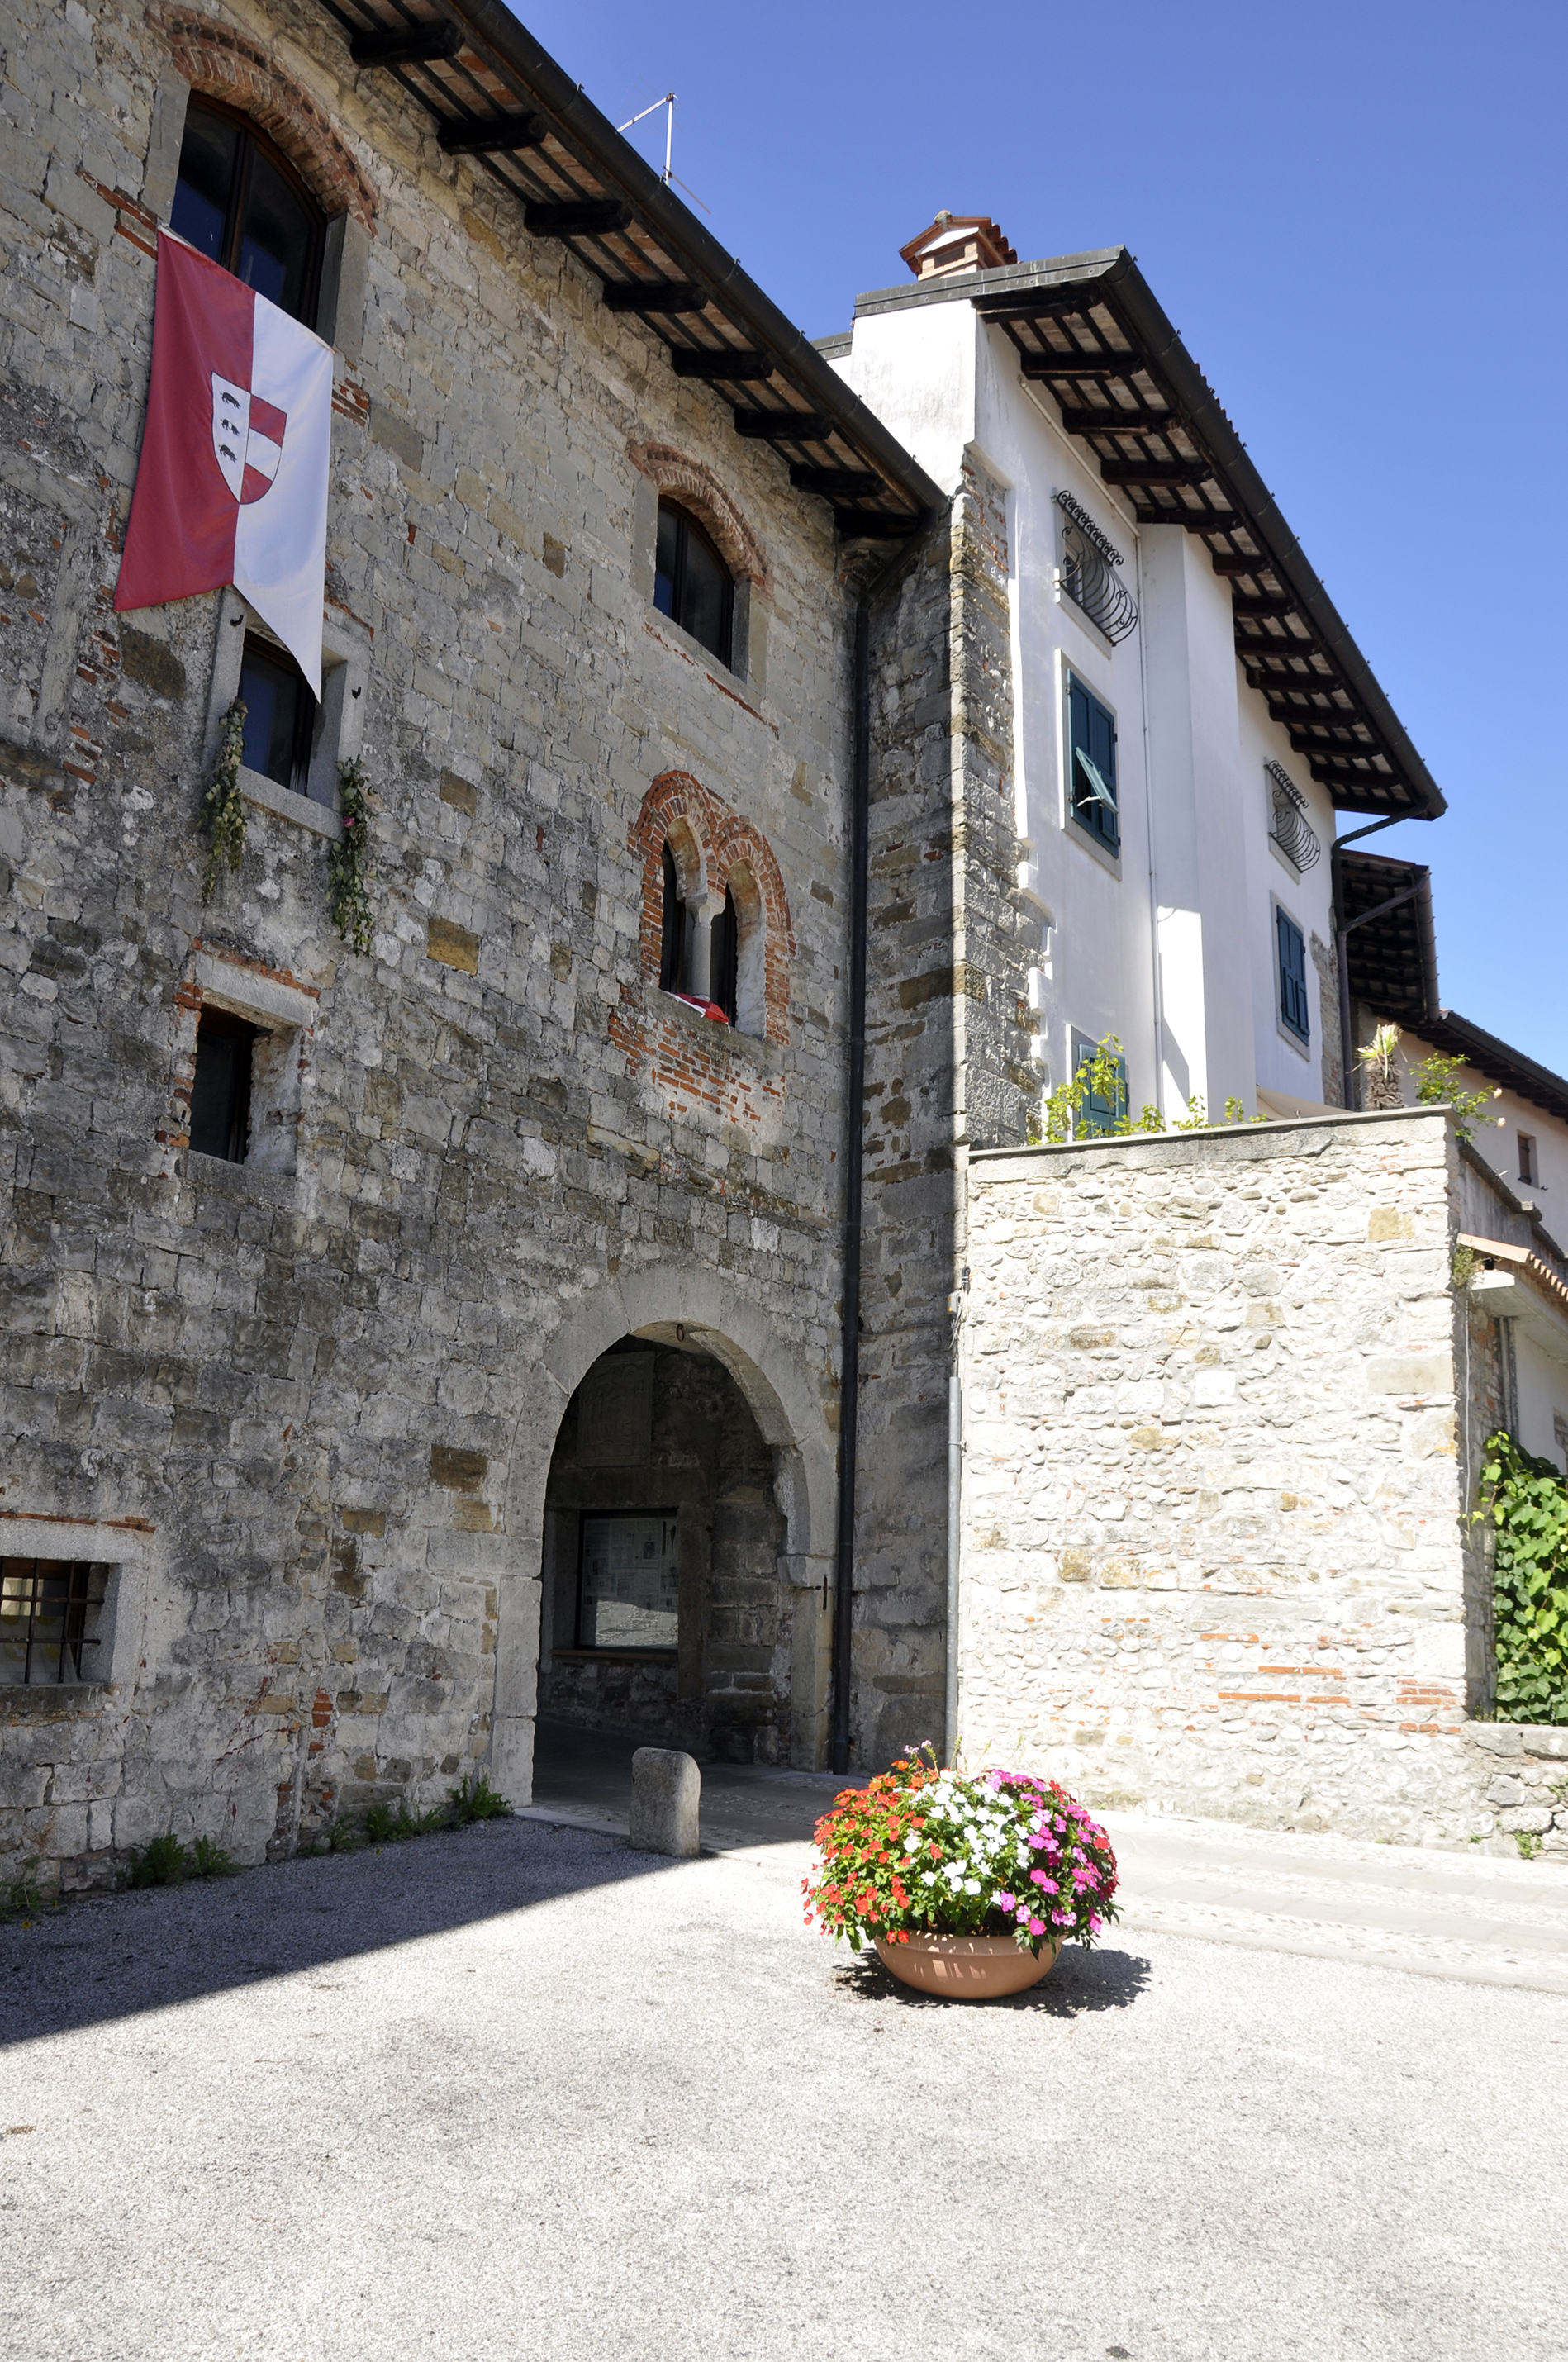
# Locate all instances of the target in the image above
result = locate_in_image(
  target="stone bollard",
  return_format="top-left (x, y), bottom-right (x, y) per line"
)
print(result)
top-left (629, 1747), bottom-right (701, 1857)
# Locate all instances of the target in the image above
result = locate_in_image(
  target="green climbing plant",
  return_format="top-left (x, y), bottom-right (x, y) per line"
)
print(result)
top-left (1031, 1035), bottom-right (1266, 1145)
top-left (326, 754), bottom-right (375, 954)
top-left (1476, 1430), bottom-right (1568, 1725)
top-left (1410, 1049), bottom-right (1498, 1147)
top-left (200, 696), bottom-right (247, 900)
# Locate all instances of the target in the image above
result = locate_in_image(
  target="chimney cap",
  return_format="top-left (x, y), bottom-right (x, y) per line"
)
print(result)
top-left (899, 213), bottom-right (1018, 280)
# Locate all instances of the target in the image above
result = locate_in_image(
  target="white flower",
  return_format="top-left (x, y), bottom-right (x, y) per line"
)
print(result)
top-left (963, 1878), bottom-right (981, 1894)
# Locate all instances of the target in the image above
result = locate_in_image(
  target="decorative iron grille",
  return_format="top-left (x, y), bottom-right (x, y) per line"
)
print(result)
top-left (1054, 491), bottom-right (1138, 645)
top-left (1266, 760), bottom-right (1321, 870)
top-left (0, 1558), bottom-right (105, 1685)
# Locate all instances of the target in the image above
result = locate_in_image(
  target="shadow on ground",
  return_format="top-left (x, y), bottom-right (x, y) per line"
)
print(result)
top-left (0, 1817), bottom-right (677, 2050)
top-left (832, 1943), bottom-right (1152, 2014)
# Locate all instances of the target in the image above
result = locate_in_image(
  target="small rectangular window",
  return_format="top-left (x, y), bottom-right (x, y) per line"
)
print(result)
top-left (577, 1511), bottom-right (679, 1651)
top-left (1067, 672), bottom-right (1119, 853)
top-left (1071, 1030), bottom-right (1128, 1136)
top-left (1276, 909), bottom-right (1310, 1044)
top-left (0, 1559), bottom-right (107, 1685)
top-left (238, 634), bottom-right (316, 798)
top-left (1518, 1133), bottom-right (1537, 1186)
top-left (189, 1005), bottom-right (257, 1162)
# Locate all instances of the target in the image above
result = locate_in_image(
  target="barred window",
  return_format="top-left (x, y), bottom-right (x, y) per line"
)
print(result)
top-left (0, 1559), bottom-right (107, 1686)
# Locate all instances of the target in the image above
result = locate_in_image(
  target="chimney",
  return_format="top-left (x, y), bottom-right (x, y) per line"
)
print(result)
top-left (898, 211), bottom-right (1018, 282)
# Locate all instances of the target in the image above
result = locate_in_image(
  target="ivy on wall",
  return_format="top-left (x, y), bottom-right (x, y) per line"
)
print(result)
top-left (200, 697), bottom-right (247, 900)
top-left (326, 756), bottom-right (375, 954)
top-left (1478, 1430), bottom-right (1568, 1725)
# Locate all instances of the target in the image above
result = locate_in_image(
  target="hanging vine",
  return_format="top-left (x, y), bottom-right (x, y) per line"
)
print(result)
top-left (326, 754), bottom-right (375, 955)
top-left (199, 696), bottom-right (247, 901)
top-left (1477, 1429), bottom-right (1568, 1725)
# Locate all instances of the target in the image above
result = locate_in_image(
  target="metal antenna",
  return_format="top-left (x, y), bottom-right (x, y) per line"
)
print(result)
top-left (616, 92), bottom-right (711, 214)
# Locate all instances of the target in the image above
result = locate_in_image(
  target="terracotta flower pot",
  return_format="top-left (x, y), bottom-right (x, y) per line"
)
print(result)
top-left (873, 1929), bottom-right (1062, 1999)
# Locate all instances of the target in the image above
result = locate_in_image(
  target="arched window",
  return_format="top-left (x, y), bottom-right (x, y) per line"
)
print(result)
top-left (170, 98), bottom-right (325, 326)
top-left (659, 842), bottom-right (687, 993)
top-left (654, 500), bottom-right (734, 668)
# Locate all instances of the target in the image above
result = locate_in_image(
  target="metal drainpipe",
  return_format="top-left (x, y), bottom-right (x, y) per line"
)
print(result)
top-left (830, 534), bottom-right (929, 1776)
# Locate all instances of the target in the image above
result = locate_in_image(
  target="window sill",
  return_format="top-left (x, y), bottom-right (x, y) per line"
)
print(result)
top-left (644, 612), bottom-right (763, 711)
top-left (239, 766), bottom-right (343, 841)
top-left (185, 1149), bottom-right (298, 1200)
top-left (656, 989), bottom-right (785, 1074)
top-left (1276, 1019), bottom-right (1313, 1062)
top-left (551, 1647), bottom-right (678, 1666)
top-left (1064, 815), bottom-right (1122, 878)
top-left (0, 1681), bottom-right (112, 1713)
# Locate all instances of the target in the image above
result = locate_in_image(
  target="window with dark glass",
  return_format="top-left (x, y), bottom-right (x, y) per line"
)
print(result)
top-left (653, 500), bottom-right (734, 668)
top-left (1067, 672), bottom-right (1119, 854)
top-left (0, 1559), bottom-right (107, 1686)
top-left (189, 1005), bottom-right (257, 1162)
top-left (1518, 1132), bottom-right (1537, 1186)
top-left (659, 842), bottom-right (688, 992)
top-left (1276, 909), bottom-right (1310, 1045)
top-left (710, 886), bottom-right (738, 1024)
top-left (238, 634), bottom-right (316, 797)
top-left (169, 98), bottom-right (325, 326)
top-left (577, 1511), bottom-right (679, 1650)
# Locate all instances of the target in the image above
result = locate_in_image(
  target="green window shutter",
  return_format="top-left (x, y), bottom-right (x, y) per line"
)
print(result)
top-left (1073, 1034), bottom-right (1128, 1135)
top-left (1067, 674), bottom-right (1119, 853)
top-left (1277, 910), bottom-right (1310, 1043)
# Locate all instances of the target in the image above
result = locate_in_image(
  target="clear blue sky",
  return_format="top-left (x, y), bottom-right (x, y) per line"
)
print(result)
top-left (518, 0), bottom-right (1568, 1074)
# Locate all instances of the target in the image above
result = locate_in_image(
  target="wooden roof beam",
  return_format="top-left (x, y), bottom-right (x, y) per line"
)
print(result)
top-left (1059, 403), bottom-right (1181, 439)
top-left (603, 282), bottom-right (707, 314)
top-left (790, 465), bottom-right (881, 500)
top-left (732, 410), bottom-right (836, 442)
top-left (440, 112), bottom-right (546, 154)
top-left (351, 21), bottom-right (463, 65)
top-left (671, 347), bottom-right (775, 381)
top-left (524, 198), bottom-right (631, 235)
top-left (1021, 353), bottom-right (1147, 381)
top-left (1102, 459), bottom-right (1214, 488)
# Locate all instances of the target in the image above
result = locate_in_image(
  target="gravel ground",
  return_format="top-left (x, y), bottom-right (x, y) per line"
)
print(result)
top-left (2, 1818), bottom-right (1566, 2362)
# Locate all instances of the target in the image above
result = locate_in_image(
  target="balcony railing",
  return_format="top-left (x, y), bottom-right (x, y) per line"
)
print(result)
top-left (1266, 760), bottom-right (1321, 870)
top-left (1054, 491), bottom-right (1138, 645)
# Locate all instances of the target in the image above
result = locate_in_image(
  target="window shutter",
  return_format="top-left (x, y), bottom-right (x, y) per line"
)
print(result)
top-left (1067, 674), bottom-right (1119, 853)
top-left (1277, 910), bottom-right (1310, 1043)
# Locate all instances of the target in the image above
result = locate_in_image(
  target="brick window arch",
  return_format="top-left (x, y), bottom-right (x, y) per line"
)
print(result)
top-left (628, 444), bottom-right (768, 593)
top-left (158, 9), bottom-right (378, 228)
top-left (624, 773), bottom-right (794, 1055)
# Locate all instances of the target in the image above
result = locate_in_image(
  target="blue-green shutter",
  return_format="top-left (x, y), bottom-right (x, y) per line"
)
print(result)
top-left (1074, 1034), bottom-right (1128, 1134)
top-left (1068, 674), bottom-right (1119, 853)
top-left (1277, 910), bottom-right (1310, 1043)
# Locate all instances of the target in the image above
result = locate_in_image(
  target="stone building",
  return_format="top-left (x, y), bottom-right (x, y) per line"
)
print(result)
top-left (4, 0), bottom-right (1529, 1883)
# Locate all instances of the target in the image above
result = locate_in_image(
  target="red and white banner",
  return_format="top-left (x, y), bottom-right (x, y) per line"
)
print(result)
top-left (115, 235), bottom-right (332, 692)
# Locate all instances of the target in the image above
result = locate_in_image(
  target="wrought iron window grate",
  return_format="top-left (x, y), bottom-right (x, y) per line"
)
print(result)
top-left (0, 1558), bottom-right (106, 1685)
top-left (1054, 492), bottom-right (1138, 645)
top-left (1266, 760), bottom-right (1321, 870)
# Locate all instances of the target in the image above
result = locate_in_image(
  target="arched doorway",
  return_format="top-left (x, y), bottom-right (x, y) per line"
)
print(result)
top-left (537, 1333), bottom-right (791, 1761)
top-left (490, 1278), bottom-right (836, 1804)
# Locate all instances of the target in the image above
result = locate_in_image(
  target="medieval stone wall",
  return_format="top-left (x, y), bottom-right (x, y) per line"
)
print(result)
top-left (955, 1107), bottom-right (1538, 1846)
top-left (0, 0), bottom-right (953, 1884)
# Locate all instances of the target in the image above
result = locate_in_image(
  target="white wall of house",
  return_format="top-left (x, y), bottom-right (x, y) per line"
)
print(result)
top-left (836, 281), bottom-right (1342, 1124)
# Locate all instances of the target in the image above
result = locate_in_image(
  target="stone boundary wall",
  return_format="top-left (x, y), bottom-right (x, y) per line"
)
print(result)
top-left (954, 1108), bottom-right (1557, 1847)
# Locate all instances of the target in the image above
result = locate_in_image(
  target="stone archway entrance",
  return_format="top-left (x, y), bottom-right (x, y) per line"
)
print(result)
top-left (490, 1278), bottom-right (835, 1804)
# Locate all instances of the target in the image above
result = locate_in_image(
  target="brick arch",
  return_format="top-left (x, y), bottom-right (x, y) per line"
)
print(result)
top-left (629, 444), bottom-right (769, 593)
top-left (157, 9), bottom-right (378, 228)
top-left (626, 771), bottom-right (793, 1049)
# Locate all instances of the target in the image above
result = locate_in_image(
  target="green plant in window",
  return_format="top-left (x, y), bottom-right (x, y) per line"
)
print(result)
top-left (1410, 1050), bottom-right (1499, 1146)
top-left (1475, 1429), bottom-right (1568, 1725)
top-left (326, 754), bottom-right (375, 955)
top-left (199, 696), bottom-right (247, 901)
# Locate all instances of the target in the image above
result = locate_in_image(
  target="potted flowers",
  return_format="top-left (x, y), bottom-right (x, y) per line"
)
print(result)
top-left (803, 1751), bottom-right (1119, 1998)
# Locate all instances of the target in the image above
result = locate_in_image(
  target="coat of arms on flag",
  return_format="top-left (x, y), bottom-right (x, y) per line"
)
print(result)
top-left (116, 235), bottom-right (332, 692)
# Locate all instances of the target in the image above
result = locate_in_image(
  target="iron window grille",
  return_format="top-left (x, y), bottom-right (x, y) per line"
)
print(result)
top-left (1067, 671), bottom-right (1119, 854)
top-left (169, 98), bottom-right (325, 328)
top-left (1054, 492), bottom-right (1138, 645)
top-left (1266, 760), bottom-right (1321, 871)
top-left (1277, 908), bottom-right (1311, 1044)
top-left (0, 1558), bottom-right (107, 1686)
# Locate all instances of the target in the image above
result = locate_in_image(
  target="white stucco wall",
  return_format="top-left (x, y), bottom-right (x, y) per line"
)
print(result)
top-left (837, 273), bottom-right (1347, 1124)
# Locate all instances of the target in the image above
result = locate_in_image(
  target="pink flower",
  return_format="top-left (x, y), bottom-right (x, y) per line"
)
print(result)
top-left (1051, 1909), bottom-right (1071, 1925)
top-left (996, 1893), bottom-right (1015, 1912)
top-left (1028, 1916), bottom-right (1046, 1937)
top-left (1029, 1868), bottom-right (1048, 1886)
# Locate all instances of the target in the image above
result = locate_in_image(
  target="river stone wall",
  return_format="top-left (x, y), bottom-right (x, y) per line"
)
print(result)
top-left (955, 1107), bottom-right (1556, 1846)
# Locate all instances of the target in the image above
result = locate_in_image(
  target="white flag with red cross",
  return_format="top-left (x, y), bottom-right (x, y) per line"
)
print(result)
top-left (116, 234), bottom-right (332, 691)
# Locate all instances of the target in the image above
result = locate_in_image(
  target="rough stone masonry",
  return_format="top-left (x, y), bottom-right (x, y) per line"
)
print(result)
top-left (0, 0), bottom-right (1021, 1887)
top-left (957, 1107), bottom-right (1568, 1847)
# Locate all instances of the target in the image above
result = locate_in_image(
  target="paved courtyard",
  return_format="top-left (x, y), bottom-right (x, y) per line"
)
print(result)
top-left (3, 1789), bottom-right (1566, 2362)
